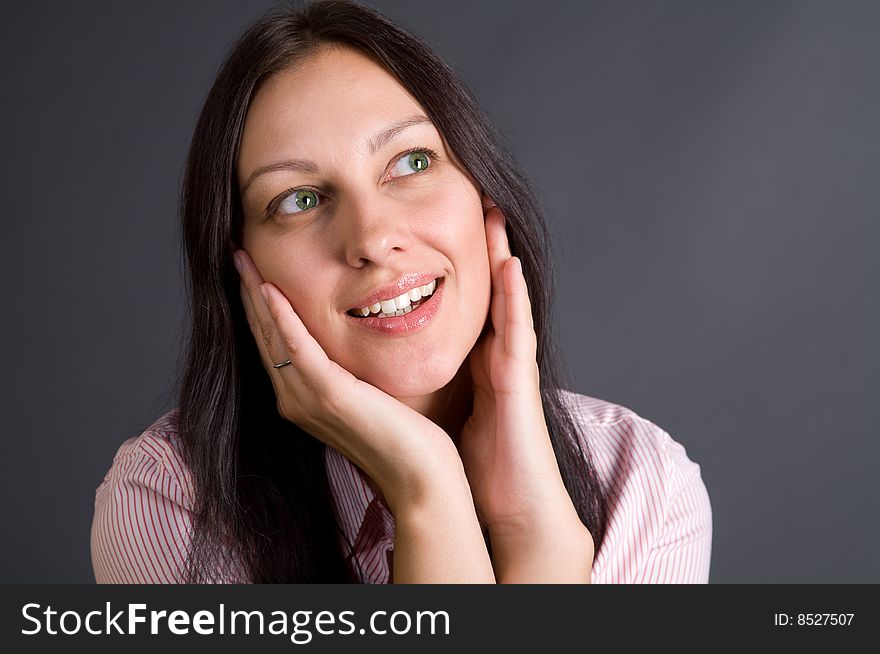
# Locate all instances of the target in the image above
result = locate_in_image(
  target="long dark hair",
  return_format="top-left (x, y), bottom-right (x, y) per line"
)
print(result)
top-left (176, 0), bottom-right (607, 583)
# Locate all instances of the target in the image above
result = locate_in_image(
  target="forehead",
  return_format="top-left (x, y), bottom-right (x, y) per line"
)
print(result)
top-left (238, 45), bottom-right (428, 173)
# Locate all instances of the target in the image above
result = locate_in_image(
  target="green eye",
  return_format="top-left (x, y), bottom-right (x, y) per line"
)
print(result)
top-left (293, 190), bottom-right (318, 210)
top-left (391, 150), bottom-right (433, 178)
top-left (277, 189), bottom-right (320, 215)
top-left (408, 152), bottom-right (430, 172)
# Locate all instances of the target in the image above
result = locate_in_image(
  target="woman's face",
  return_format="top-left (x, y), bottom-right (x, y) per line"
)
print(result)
top-left (237, 45), bottom-right (490, 404)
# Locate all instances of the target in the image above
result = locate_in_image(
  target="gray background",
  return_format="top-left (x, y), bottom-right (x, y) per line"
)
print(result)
top-left (1, 0), bottom-right (876, 583)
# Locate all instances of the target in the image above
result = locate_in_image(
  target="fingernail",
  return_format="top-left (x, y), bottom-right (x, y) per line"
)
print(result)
top-left (233, 251), bottom-right (242, 274)
top-left (260, 284), bottom-right (270, 304)
top-left (513, 257), bottom-right (522, 274)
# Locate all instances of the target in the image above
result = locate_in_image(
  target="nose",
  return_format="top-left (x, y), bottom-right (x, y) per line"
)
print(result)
top-left (338, 192), bottom-right (413, 268)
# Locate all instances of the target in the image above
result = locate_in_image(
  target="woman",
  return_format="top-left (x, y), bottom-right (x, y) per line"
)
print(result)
top-left (91, 0), bottom-right (712, 583)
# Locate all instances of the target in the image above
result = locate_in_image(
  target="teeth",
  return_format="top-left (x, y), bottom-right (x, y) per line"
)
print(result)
top-left (351, 278), bottom-right (439, 318)
top-left (377, 306), bottom-right (414, 318)
top-left (379, 298), bottom-right (396, 314)
top-left (393, 292), bottom-right (411, 311)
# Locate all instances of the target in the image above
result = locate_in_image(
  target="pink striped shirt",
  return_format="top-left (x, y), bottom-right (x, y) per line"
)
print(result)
top-left (91, 389), bottom-right (712, 583)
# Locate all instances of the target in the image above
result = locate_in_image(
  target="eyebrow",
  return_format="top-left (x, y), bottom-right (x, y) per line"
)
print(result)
top-left (240, 114), bottom-right (434, 196)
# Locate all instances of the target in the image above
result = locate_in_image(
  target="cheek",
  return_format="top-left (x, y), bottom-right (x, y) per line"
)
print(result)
top-left (446, 214), bottom-right (492, 320)
top-left (421, 186), bottom-right (485, 251)
top-left (244, 235), bottom-right (328, 319)
top-left (422, 189), bottom-right (490, 291)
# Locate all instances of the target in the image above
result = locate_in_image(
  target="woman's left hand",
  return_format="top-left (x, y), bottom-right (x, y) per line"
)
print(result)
top-left (458, 198), bottom-right (594, 581)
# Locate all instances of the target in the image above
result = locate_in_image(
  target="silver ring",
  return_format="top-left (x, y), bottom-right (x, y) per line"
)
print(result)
top-left (272, 358), bottom-right (292, 369)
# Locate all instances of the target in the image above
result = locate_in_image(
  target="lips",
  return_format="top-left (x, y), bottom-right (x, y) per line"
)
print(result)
top-left (345, 275), bottom-right (445, 335)
top-left (348, 277), bottom-right (441, 317)
top-left (345, 272), bottom-right (444, 313)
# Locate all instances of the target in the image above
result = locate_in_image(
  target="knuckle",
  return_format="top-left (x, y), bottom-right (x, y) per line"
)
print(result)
top-left (259, 323), bottom-right (274, 348)
top-left (279, 334), bottom-right (301, 361)
top-left (276, 392), bottom-right (309, 428)
top-left (267, 304), bottom-right (283, 326)
top-left (275, 397), bottom-right (292, 422)
top-left (293, 389), bottom-right (337, 434)
top-left (316, 387), bottom-right (345, 416)
top-left (528, 329), bottom-right (538, 348)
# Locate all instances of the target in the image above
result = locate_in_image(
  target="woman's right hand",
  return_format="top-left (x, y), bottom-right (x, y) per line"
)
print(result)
top-left (233, 248), bottom-right (460, 515)
top-left (234, 248), bottom-right (496, 582)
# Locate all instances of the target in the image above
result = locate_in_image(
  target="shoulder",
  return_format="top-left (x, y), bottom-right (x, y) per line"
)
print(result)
top-left (556, 389), bottom-right (712, 583)
top-left (557, 388), bottom-right (704, 501)
top-left (94, 408), bottom-right (192, 501)
top-left (91, 408), bottom-right (194, 583)
top-left (108, 407), bottom-right (187, 471)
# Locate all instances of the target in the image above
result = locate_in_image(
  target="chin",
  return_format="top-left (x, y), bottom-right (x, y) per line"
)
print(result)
top-left (351, 351), bottom-right (462, 398)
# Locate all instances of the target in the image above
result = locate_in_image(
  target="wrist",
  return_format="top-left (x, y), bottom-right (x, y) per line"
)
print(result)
top-left (488, 504), bottom-right (586, 550)
top-left (485, 481), bottom-right (582, 543)
top-left (491, 523), bottom-right (594, 584)
top-left (381, 436), bottom-right (469, 517)
top-left (488, 507), bottom-right (594, 584)
top-left (389, 452), bottom-right (496, 584)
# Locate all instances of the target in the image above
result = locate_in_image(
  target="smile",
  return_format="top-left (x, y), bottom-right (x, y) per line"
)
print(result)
top-left (344, 277), bottom-right (444, 336)
top-left (347, 277), bottom-right (439, 318)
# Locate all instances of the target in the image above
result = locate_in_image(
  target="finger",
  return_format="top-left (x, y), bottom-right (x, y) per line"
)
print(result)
top-left (236, 253), bottom-right (272, 370)
top-left (485, 206), bottom-right (511, 296)
top-left (503, 256), bottom-right (538, 364)
top-left (484, 207), bottom-right (510, 337)
top-left (235, 255), bottom-right (266, 353)
top-left (235, 249), bottom-right (290, 369)
top-left (240, 275), bottom-right (282, 373)
top-left (259, 282), bottom-right (335, 396)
